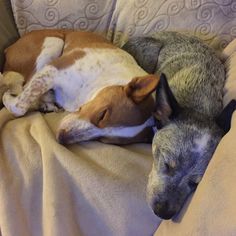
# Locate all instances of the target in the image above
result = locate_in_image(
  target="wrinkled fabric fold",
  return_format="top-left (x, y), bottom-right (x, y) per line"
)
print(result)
top-left (0, 109), bottom-right (159, 236)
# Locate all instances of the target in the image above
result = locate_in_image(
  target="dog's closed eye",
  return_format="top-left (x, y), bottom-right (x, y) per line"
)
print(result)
top-left (98, 109), bottom-right (107, 121)
top-left (96, 108), bottom-right (110, 128)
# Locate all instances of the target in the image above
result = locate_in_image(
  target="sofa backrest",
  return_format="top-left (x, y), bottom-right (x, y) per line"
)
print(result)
top-left (10, 0), bottom-right (236, 50)
top-left (2, 0), bottom-right (236, 70)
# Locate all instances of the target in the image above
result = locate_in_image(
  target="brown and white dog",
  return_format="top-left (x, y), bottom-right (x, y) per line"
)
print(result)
top-left (2, 29), bottom-right (160, 144)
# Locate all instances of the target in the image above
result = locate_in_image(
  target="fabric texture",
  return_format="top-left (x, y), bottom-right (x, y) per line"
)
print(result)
top-left (0, 0), bottom-right (19, 70)
top-left (11, 0), bottom-right (236, 50)
top-left (10, 0), bottom-right (115, 37)
top-left (0, 108), bottom-right (160, 236)
top-left (107, 0), bottom-right (236, 49)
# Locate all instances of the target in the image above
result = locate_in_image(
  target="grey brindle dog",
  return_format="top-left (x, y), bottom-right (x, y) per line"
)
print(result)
top-left (122, 31), bottom-right (229, 219)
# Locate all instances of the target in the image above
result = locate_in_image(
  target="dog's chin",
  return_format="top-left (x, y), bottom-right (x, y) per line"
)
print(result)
top-left (57, 132), bottom-right (77, 144)
top-left (57, 131), bottom-right (99, 144)
top-left (154, 210), bottom-right (176, 220)
top-left (57, 135), bottom-right (137, 145)
top-left (99, 136), bottom-right (137, 145)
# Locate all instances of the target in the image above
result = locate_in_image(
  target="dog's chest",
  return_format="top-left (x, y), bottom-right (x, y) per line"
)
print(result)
top-left (53, 48), bottom-right (146, 111)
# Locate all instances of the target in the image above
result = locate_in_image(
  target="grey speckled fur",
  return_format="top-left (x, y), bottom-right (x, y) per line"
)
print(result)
top-left (122, 31), bottom-right (225, 220)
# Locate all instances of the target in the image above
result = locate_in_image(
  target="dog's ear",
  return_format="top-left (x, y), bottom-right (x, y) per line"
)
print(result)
top-left (124, 75), bottom-right (160, 103)
top-left (216, 99), bottom-right (236, 133)
top-left (153, 73), bottom-right (181, 128)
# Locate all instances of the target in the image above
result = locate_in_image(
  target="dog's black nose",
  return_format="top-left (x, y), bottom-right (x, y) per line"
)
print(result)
top-left (153, 200), bottom-right (175, 220)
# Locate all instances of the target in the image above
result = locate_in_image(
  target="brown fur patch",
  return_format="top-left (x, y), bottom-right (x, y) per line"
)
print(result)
top-left (51, 49), bottom-right (86, 69)
top-left (76, 85), bottom-right (155, 128)
top-left (4, 30), bottom-right (66, 81)
top-left (4, 29), bottom-right (117, 79)
top-left (63, 31), bottom-right (116, 53)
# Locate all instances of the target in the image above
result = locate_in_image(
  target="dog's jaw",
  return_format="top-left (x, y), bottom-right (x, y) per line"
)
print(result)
top-left (57, 115), bottom-right (155, 144)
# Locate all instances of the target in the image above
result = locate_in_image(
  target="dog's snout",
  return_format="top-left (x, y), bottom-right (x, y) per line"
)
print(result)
top-left (153, 200), bottom-right (175, 220)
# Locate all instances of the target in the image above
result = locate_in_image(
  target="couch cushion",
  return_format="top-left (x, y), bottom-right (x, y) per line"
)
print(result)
top-left (107, 0), bottom-right (236, 49)
top-left (11, 0), bottom-right (236, 50)
top-left (222, 38), bottom-right (236, 107)
top-left (0, 0), bottom-right (19, 71)
top-left (10, 0), bottom-right (115, 37)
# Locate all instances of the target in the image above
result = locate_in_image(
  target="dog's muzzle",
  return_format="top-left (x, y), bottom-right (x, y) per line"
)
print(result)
top-left (56, 114), bottom-right (100, 144)
top-left (57, 115), bottom-right (156, 144)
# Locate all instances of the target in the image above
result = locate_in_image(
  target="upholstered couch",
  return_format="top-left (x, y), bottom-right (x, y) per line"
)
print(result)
top-left (1, 0), bottom-right (236, 235)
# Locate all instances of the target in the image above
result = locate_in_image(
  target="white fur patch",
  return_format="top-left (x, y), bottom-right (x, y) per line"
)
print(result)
top-left (58, 116), bottom-right (155, 143)
top-left (36, 37), bottom-right (64, 72)
top-left (104, 116), bottom-right (155, 138)
top-left (54, 48), bottom-right (147, 112)
top-left (193, 133), bottom-right (211, 153)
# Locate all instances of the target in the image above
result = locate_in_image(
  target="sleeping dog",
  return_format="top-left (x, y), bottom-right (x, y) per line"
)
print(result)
top-left (1, 29), bottom-right (160, 144)
top-left (122, 31), bottom-right (228, 219)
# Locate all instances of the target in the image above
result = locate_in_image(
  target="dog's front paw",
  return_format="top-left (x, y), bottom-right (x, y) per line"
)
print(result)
top-left (2, 91), bottom-right (25, 116)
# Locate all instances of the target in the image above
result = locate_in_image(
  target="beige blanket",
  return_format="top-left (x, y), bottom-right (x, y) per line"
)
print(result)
top-left (4, 1), bottom-right (236, 234)
top-left (0, 108), bottom-right (160, 236)
top-left (2, 107), bottom-right (236, 236)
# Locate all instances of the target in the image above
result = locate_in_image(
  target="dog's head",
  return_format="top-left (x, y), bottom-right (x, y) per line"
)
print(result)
top-left (57, 74), bottom-right (159, 144)
top-left (147, 74), bottom-right (224, 219)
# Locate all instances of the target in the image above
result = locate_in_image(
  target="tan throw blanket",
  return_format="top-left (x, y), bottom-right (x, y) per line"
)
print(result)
top-left (1, 100), bottom-right (236, 236)
top-left (0, 108), bottom-right (160, 236)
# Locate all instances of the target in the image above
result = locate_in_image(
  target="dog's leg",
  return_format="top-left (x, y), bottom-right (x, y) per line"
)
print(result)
top-left (35, 37), bottom-right (64, 72)
top-left (33, 36), bottom-right (65, 113)
top-left (3, 65), bottom-right (58, 116)
top-left (5, 36), bottom-right (65, 114)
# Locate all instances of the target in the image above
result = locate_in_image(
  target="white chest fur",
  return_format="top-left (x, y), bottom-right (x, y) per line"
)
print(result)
top-left (53, 48), bottom-right (147, 112)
